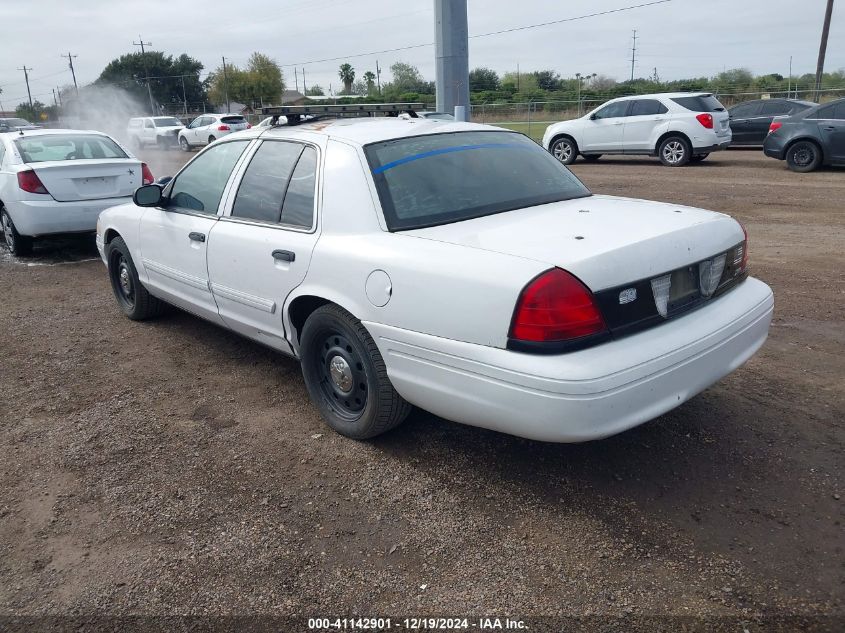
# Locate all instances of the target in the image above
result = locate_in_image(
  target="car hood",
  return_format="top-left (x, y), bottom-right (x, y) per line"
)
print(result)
top-left (404, 195), bottom-right (744, 291)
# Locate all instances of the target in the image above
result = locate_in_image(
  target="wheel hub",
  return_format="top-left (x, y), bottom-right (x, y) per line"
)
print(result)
top-left (317, 333), bottom-right (368, 419)
top-left (328, 355), bottom-right (353, 393)
top-left (663, 142), bottom-right (684, 163)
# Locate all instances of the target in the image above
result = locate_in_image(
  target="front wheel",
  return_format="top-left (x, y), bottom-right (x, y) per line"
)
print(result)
top-left (300, 304), bottom-right (411, 440)
top-left (107, 237), bottom-right (166, 320)
top-left (658, 136), bottom-right (691, 166)
top-left (550, 137), bottom-right (577, 165)
top-left (2, 209), bottom-right (33, 256)
top-left (786, 141), bottom-right (822, 173)
top-left (179, 136), bottom-right (191, 152)
top-left (690, 153), bottom-right (710, 163)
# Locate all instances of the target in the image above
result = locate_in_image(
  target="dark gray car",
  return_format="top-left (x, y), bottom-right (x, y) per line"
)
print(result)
top-left (763, 98), bottom-right (845, 172)
top-left (0, 118), bottom-right (40, 133)
top-left (729, 98), bottom-right (815, 145)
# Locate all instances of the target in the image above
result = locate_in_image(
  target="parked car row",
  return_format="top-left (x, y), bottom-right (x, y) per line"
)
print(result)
top-left (543, 93), bottom-right (845, 172)
top-left (126, 114), bottom-right (252, 152)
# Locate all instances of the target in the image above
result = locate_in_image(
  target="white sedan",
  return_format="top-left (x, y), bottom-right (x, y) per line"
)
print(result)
top-left (1, 129), bottom-right (153, 256)
top-left (96, 118), bottom-right (773, 442)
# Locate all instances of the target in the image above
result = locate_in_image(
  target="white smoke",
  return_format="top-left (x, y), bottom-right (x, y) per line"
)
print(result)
top-left (58, 84), bottom-right (150, 145)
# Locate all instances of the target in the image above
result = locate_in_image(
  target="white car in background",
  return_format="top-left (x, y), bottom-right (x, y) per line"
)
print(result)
top-left (178, 113), bottom-right (250, 151)
top-left (0, 129), bottom-right (153, 255)
top-left (96, 118), bottom-right (772, 443)
top-left (126, 116), bottom-right (185, 150)
top-left (543, 93), bottom-right (732, 166)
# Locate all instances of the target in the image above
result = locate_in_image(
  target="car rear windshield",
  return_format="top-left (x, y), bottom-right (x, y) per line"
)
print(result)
top-left (671, 95), bottom-right (725, 112)
top-left (154, 117), bottom-right (182, 127)
top-left (365, 131), bottom-right (592, 231)
top-left (221, 116), bottom-right (247, 124)
top-left (15, 134), bottom-right (128, 163)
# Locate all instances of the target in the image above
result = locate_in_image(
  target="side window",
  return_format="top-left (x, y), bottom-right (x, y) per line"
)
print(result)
top-left (231, 141), bottom-right (304, 223)
top-left (168, 140), bottom-right (249, 214)
top-left (813, 105), bottom-right (835, 120)
top-left (281, 147), bottom-right (318, 228)
top-left (144, 120), bottom-right (154, 129)
top-left (593, 101), bottom-right (629, 119)
top-left (730, 103), bottom-right (757, 118)
top-left (760, 101), bottom-right (787, 116)
top-left (832, 103), bottom-right (845, 120)
top-left (629, 99), bottom-right (667, 116)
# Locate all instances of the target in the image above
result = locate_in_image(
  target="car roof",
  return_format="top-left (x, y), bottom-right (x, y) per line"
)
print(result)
top-left (613, 92), bottom-right (713, 101)
top-left (237, 118), bottom-right (503, 146)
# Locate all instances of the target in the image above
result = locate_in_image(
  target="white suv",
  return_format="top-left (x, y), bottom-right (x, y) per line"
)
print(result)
top-left (126, 116), bottom-right (185, 150)
top-left (177, 114), bottom-right (250, 151)
top-left (542, 93), bottom-right (732, 166)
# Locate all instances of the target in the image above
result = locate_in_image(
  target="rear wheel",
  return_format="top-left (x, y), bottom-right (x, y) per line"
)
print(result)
top-left (786, 140), bottom-right (822, 173)
top-left (690, 153), bottom-right (710, 163)
top-left (582, 154), bottom-right (602, 162)
top-left (300, 304), bottom-right (411, 440)
top-left (658, 136), bottom-right (691, 166)
top-left (550, 137), bottom-right (577, 165)
top-left (107, 237), bottom-right (166, 320)
top-left (2, 209), bottom-right (33, 256)
top-left (207, 135), bottom-right (216, 145)
top-left (179, 136), bottom-right (191, 152)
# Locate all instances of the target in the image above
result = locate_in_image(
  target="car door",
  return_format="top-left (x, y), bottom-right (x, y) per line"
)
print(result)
top-left (143, 119), bottom-right (156, 145)
top-left (752, 101), bottom-right (791, 144)
top-left (187, 117), bottom-right (207, 144)
top-left (816, 101), bottom-right (845, 162)
top-left (622, 98), bottom-right (669, 152)
top-left (207, 139), bottom-right (321, 351)
top-left (580, 101), bottom-right (630, 152)
top-left (199, 117), bottom-right (216, 145)
top-left (138, 139), bottom-right (252, 324)
top-left (728, 102), bottom-right (761, 144)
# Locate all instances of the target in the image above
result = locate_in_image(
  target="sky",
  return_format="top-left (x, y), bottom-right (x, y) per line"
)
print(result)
top-left (1, 0), bottom-right (842, 107)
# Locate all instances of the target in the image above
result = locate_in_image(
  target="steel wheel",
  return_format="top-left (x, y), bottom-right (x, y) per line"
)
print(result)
top-left (551, 138), bottom-right (577, 165)
top-left (316, 332), bottom-right (368, 422)
top-left (110, 252), bottom-right (136, 310)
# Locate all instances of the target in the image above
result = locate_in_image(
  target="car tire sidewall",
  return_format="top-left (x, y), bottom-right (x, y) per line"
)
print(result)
top-left (179, 136), bottom-right (190, 152)
top-left (659, 136), bottom-right (691, 166)
top-left (208, 135), bottom-right (216, 145)
top-left (786, 141), bottom-right (821, 173)
top-left (2, 210), bottom-right (31, 256)
top-left (107, 238), bottom-right (143, 319)
top-left (551, 137), bottom-right (577, 165)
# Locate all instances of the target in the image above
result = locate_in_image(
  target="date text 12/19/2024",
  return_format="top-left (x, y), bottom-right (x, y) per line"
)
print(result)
top-left (308, 617), bottom-right (528, 630)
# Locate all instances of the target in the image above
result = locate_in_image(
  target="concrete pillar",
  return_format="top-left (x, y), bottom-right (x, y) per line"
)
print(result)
top-left (434, 0), bottom-right (470, 117)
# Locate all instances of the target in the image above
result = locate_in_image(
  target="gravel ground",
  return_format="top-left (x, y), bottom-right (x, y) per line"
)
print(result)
top-left (0, 148), bottom-right (842, 632)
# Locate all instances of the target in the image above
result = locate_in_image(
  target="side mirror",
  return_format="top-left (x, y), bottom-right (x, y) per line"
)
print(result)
top-left (589, 113), bottom-right (597, 120)
top-left (133, 184), bottom-right (163, 207)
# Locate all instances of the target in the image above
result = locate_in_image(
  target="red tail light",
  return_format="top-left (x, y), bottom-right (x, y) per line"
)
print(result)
top-left (141, 163), bottom-right (154, 185)
top-left (17, 169), bottom-right (49, 194)
top-left (696, 113), bottom-right (714, 129)
top-left (217, 124), bottom-right (230, 131)
top-left (509, 269), bottom-right (607, 343)
top-left (768, 121), bottom-right (782, 134)
top-left (246, 123), bottom-right (252, 129)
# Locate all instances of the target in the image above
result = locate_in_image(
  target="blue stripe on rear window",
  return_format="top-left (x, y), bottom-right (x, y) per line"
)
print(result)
top-left (371, 142), bottom-right (532, 174)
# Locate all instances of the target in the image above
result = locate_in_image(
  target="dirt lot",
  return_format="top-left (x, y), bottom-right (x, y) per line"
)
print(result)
top-left (0, 148), bottom-right (843, 631)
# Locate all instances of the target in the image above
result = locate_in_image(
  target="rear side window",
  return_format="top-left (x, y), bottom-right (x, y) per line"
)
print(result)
top-left (629, 99), bottom-right (668, 116)
top-left (813, 102), bottom-right (845, 120)
top-left (760, 101), bottom-right (789, 116)
top-left (730, 102), bottom-right (759, 118)
top-left (365, 131), bottom-right (591, 231)
top-left (280, 147), bottom-right (317, 228)
top-left (231, 141), bottom-right (304, 223)
top-left (15, 134), bottom-right (128, 163)
top-left (671, 95), bottom-right (725, 112)
top-left (169, 140), bottom-right (249, 214)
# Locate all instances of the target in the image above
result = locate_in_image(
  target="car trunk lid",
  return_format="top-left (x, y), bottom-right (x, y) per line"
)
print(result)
top-left (31, 160), bottom-right (142, 202)
top-left (404, 194), bottom-right (744, 291)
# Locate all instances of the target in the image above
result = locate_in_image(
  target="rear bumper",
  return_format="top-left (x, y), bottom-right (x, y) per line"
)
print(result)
top-left (6, 196), bottom-right (131, 237)
top-left (763, 134), bottom-right (787, 159)
top-left (365, 277), bottom-right (773, 442)
top-left (692, 140), bottom-right (731, 153)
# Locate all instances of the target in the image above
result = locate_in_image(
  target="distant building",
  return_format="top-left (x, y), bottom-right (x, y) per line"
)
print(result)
top-left (281, 90), bottom-right (307, 105)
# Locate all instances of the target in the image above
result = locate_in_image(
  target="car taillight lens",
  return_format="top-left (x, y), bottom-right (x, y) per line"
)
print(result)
top-left (768, 121), bottom-right (782, 134)
top-left (141, 163), bottom-right (154, 185)
top-left (696, 113), bottom-right (714, 129)
top-left (17, 169), bottom-right (49, 194)
top-left (509, 268), bottom-right (607, 343)
top-left (246, 123), bottom-right (252, 129)
top-left (218, 124), bottom-right (230, 131)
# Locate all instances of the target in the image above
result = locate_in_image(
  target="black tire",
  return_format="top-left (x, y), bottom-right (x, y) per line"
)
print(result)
top-left (207, 135), bottom-right (216, 145)
top-left (300, 304), bottom-right (411, 440)
top-left (658, 135), bottom-right (692, 167)
top-left (786, 140), bottom-right (822, 173)
top-left (2, 209), bottom-right (33, 256)
top-left (179, 136), bottom-right (191, 152)
top-left (550, 136), bottom-right (578, 165)
top-left (690, 153), bottom-right (710, 163)
top-left (582, 154), bottom-right (602, 162)
top-left (106, 237), bottom-right (166, 320)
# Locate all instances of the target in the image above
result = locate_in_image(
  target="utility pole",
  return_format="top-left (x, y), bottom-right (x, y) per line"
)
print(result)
top-left (133, 36), bottom-right (156, 115)
top-left (180, 75), bottom-right (188, 116)
top-left (376, 60), bottom-right (382, 96)
top-left (55, 86), bottom-right (62, 107)
top-left (302, 68), bottom-right (307, 96)
top-left (221, 56), bottom-right (231, 113)
top-left (815, 0), bottom-right (835, 98)
top-left (61, 52), bottom-right (79, 96)
top-left (517, 63), bottom-right (520, 92)
top-left (52, 88), bottom-right (57, 107)
top-left (788, 56), bottom-right (793, 98)
top-left (295, 68), bottom-right (299, 93)
top-left (576, 72), bottom-right (582, 116)
top-left (434, 0), bottom-right (470, 119)
top-left (18, 66), bottom-right (33, 111)
top-left (630, 29), bottom-right (638, 82)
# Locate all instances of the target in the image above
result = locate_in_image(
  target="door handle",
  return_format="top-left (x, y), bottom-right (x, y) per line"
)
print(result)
top-left (822, 126), bottom-right (837, 131)
top-left (189, 232), bottom-right (206, 243)
top-left (272, 249), bottom-right (295, 263)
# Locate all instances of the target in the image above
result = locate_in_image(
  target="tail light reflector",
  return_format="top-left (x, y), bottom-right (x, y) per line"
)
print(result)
top-left (696, 113), bottom-right (714, 129)
top-left (217, 124), bottom-right (230, 131)
top-left (141, 163), bottom-right (155, 185)
top-left (509, 269), bottom-right (607, 343)
top-left (17, 169), bottom-right (50, 194)
top-left (768, 121), bottom-right (782, 134)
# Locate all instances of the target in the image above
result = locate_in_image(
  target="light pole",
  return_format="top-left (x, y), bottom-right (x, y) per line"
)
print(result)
top-left (576, 73), bottom-right (582, 116)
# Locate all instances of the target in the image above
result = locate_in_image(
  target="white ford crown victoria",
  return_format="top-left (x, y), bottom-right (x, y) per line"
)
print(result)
top-left (96, 117), bottom-right (773, 442)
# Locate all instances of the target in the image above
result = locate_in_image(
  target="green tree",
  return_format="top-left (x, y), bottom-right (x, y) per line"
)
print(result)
top-left (97, 51), bottom-right (205, 109)
top-left (363, 71), bottom-right (377, 94)
top-left (207, 52), bottom-right (285, 108)
top-left (469, 67), bottom-right (499, 91)
top-left (338, 63), bottom-right (355, 94)
top-left (305, 84), bottom-right (325, 96)
top-left (533, 70), bottom-right (562, 91)
top-left (16, 100), bottom-right (46, 121)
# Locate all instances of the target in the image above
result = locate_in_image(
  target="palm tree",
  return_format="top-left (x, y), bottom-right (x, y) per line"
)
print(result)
top-left (338, 63), bottom-right (355, 95)
top-left (363, 71), bottom-right (376, 95)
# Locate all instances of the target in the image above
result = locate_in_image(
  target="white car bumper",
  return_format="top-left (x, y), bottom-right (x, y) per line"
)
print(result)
top-left (365, 277), bottom-right (773, 442)
top-left (7, 196), bottom-right (132, 237)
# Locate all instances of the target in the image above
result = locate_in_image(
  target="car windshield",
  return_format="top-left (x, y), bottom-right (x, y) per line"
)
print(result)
top-left (671, 95), bottom-right (725, 112)
top-left (154, 117), bottom-right (182, 127)
top-left (365, 131), bottom-right (592, 231)
top-left (15, 134), bottom-right (128, 163)
top-left (2, 118), bottom-right (32, 127)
